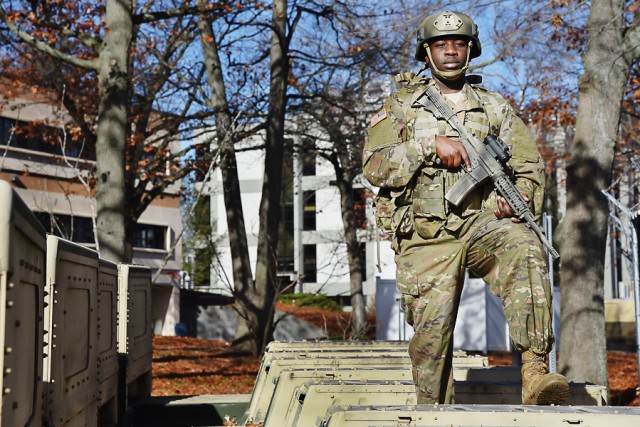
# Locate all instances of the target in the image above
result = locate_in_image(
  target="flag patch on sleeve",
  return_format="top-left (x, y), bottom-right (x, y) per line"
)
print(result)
top-left (370, 108), bottom-right (387, 128)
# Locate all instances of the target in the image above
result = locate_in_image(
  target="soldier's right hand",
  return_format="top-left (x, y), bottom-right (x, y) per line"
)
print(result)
top-left (435, 135), bottom-right (472, 171)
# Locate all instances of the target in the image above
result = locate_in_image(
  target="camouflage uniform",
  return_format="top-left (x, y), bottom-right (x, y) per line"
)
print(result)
top-left (363, 76), bottom-right (554, 404)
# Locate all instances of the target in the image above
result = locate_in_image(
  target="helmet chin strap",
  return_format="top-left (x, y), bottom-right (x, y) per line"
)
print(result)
top-left (425, 41), bottom-right (472, 81)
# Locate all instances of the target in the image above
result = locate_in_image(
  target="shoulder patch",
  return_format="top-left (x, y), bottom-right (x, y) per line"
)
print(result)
top-left (370, 108), bottom-right (387, 128)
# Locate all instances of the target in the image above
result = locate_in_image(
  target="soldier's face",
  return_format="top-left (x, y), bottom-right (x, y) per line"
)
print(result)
top-left (426, 37), bottom-right (469, 71)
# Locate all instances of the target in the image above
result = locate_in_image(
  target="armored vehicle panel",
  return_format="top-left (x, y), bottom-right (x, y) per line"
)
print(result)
top-left (319, 404), bottom-right (640, 427)
top-left (247, 343), bottom-right (488, 425)
top-left (264, 368), bottom-right (415, 426)
top-left (117, 264), bottom-right (153, 386)
top-left (245, 355), bottom-right (411, 424)
top-left (44, 235), bottom-right (100, 426)
top-left (253, 345), bottom-right (485, 412)
top-left (263, 341), bottom-right (485, 366)
top-left (97, 259), bottom-right (119, 408)
top-left (265, 340), bottom-right (410, 353)
top-left (0, 181), bottom-right (46, 426)
top-left (279, 379), bottom-right (417, 427)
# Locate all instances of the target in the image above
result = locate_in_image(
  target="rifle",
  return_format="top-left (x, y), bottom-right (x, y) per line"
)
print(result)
top-left (416, 85), bottom-right (560, 260)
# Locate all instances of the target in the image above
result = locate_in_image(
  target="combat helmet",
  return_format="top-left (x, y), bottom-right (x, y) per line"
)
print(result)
top-left (415, 10), bottom-right (482, 61)
top-left (415, 11), bottom-right (481, 81)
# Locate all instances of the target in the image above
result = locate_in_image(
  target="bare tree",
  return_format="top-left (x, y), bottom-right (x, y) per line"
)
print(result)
top-left (559, 0), bottom-right (640, 386)
top-left (288, 2), bottom-right (402, 337)
top-left (196, 0), bottom-right (259, 353)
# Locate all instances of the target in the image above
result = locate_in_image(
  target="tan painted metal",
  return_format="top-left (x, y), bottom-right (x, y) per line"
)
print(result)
top-left (0, 180), bottom-right (47, 426)
top-left (97, 259), bottom-right (119, 409)
top-left (44, 235), bottom-right (100, 425)
top-left (245, 341), bottom-right (488, 424)
top-left (264, 369), bottom-right (415, 426)
top-left (319, 404), bottom-right (640, 427)
top-left (117, 264), bottom-right (153, 385)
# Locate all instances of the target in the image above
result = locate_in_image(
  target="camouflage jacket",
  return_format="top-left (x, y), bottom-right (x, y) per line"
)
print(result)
top-left (363, 76), bottom-right (545, 238)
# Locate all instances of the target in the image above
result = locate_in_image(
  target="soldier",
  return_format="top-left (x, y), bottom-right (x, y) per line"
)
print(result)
top-left (363, 10), bottom-right (569, 405)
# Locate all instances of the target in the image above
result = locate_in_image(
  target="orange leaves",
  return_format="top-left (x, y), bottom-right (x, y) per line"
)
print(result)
top-left (551, 0), bottom-right (573, 7)
top-left (68, 126), bottom-right (84, 141)
top-left (551, 13), bottom-right (563, 29)
top-left (4, 11), bottom-right (18, 22)
top-left (347, 44), bottom-right (365, 55)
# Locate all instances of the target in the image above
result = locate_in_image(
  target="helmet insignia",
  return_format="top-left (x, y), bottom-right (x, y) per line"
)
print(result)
top-left (434, 12), bottom-right (463, 31)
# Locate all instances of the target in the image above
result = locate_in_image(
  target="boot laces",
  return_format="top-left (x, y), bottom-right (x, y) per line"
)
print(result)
top-left (528, 361), bottom-right (548, 376)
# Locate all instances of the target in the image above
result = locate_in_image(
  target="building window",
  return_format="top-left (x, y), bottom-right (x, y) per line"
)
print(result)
top-left (0, 117), bottom-right (95, 160)
top-left (302, 244), bottom-right (316, 283)
top-left (303, 191), bottom-right (316, 230)
top-left (359, 242), bottom-right (367, 278)
top-left (301, 139), bottom-right (316, 176)
top-left (133, 224), bottom-right (168, 250)
top-left (278, 147), bottom-right (295, 272)
top-left (34, 212), bottom-right (95, 244)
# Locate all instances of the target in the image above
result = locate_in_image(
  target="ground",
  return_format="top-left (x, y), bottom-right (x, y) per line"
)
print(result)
top-left (152, 302), bottom-right (639, 406)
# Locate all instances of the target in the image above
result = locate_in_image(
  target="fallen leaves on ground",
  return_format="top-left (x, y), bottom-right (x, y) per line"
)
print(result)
top-left (152, 303), bottom-right (639, 406)
top-left (152, 336), bottom-right (260, 396)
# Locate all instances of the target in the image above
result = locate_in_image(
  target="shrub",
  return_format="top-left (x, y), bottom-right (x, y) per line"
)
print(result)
top-left (278, 292), bottom-right (342, 311)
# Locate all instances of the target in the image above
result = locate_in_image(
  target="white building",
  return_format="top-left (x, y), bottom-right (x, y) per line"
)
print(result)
top-left (205, 134), bottom-right (396, 307)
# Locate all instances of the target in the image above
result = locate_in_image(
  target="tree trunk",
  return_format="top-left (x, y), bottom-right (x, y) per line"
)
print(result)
top-left (197, 1), bottom-right (255, 348)
top-left (335, 166), bottom-right (368, 338)
top-left (96, 0), bottom-right (133, 263)
top-left (247, 0), bottom-right (289, 355)
top-left (559, 0), bottom-right (639, 385)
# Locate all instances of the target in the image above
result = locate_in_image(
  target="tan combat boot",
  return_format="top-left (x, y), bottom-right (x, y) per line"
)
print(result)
top-left (521, 349), bottom-right (570, 405)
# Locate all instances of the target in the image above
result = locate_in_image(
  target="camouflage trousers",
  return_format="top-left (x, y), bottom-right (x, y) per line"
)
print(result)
top-left (393, 212), bottom-right (554, 404)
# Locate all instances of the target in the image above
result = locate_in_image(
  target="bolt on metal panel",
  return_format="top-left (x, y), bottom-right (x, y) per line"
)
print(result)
top-left (264, 367), bottom-right (415, 426)
top-left (44, 235), bottom-right (100, 426)
top-left (318, 404), bottom-right (640, 427)
top-left (0, 181), bottom-right (47, 427)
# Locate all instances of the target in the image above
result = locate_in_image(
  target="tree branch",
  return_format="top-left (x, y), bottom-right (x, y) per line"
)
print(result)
top-left (133, 2), bottom-right (230, 24)
top-left (31, 17), bottom-right (103, 51)
top-left (622, 12), bottom-right (640, 64)
top-left (0, 6), bottom-right (98, 71)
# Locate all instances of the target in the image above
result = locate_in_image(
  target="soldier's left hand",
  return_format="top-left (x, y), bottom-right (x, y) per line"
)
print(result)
top-left (494, 194), bottom-right (529, 222)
